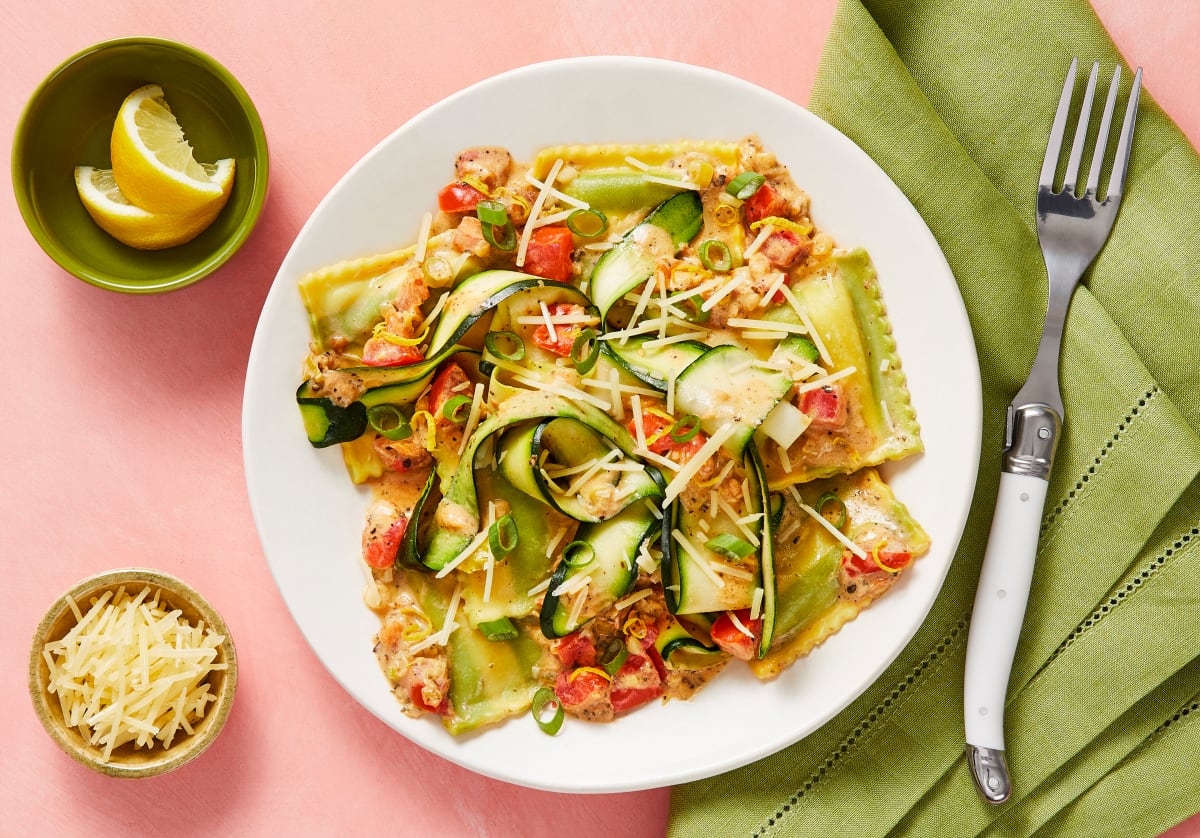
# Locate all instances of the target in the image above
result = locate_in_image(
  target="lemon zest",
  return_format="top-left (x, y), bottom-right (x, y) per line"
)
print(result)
top-left (713, 204), bottom-right (739, 227)
top-left (670, 262), bottom-right (710, 287)
top-left (622, 616), bottom-right (647, 639)
top-left (749, 216), bottom-right (814, 236)
top-left (569, 666), bottom-right (613, 683)
top-left (372, 321), bottom-right (429, 347)
top-left (412, 410), bottom-right (437, 452)
top-left (460, 175), bottom-right (493, 197)
top-left (871, 539), bottom-right (902, 574)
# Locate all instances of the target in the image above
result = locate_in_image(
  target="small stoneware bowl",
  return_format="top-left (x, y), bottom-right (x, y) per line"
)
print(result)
top-left (29, 568), bottom-right (237, 778)
top-left (12, 37), bottom-right (269, 293)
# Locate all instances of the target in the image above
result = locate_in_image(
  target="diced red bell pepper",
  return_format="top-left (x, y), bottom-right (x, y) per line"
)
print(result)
top-left (409, 680), bottom-right (449, 715)
top-left (553, 632), bottom-right (597, 669)
top-left (531, 302), bottom-right (584, 356)
top-left (609, 654), bottom-right (664, 713)
top-left (743, 182), bottom-right (785, 226)
top-left (709, 609), bottom-right (763, 661)
top-left (364, 517), bottom-right (408, 569)
top-left (553, 668), bottom-right (610, 708)
top-left (428, 362), bottom-right (470, 424)
top-left (522, 226), bottom-right (574, 282)
top-left (760, 229), bottom-right (809, 269)
top-left (799, 385), bottom-right (847, 429)
top-left (844, 549), bottom-right (912, 577)
top-left (628, 410), bottom-right (708, 459)
top-left (437, 181), bottom-right (487, 213)
top-left (361, 336), bottom-right (425, 367)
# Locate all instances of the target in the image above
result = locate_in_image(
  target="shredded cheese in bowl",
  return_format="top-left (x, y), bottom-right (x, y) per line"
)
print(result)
top-left (29, 569), bottom-right (237, 777)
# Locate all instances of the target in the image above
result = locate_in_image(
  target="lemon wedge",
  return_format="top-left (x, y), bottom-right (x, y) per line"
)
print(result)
top-left (110, 84), bottom-right (227, 214)
top-left (75, 158), bottom-right (235, 250)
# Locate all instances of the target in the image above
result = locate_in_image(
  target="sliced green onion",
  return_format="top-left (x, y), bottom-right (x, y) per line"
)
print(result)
top-left (600, 638), bottom-right (630, 676)
top-left (815, 492), bottom-right (848, 529)
top-left (485, 330), bottom-right (526, 362)
top-left (566, 208), bottom-right (609, 237)
top-left (670, 414), bottom-right (702, 444)
top-left (531, 687), bottom-right (564, 735)
top-left (475, 200), bottom-right (509, 226)
top-left (489, 514), bottom-right (518, 559)
top-left (698, 239), bottom-right (733, 272)
top-left (705, 533), bottom-right (756, 561)
top-left (477, 201), bottom-right (517, 251)
top-left (562, 540), bottom-right (595, 568)
top-left (423, 255), bottom-right (454, 284)
top-left (482, 221), bottom-right (517, 251)
top-left (366, 405), bottom-right (412, 441)
top-left (726, 171), bottom-right (765, 200)
top-left (682, 294), bottom-right (710, 324)
top-left (442, 394), bottom-right (473, 423)
top-left (569, 328), bottom-right (600, 375)
top-left (478, 616), bottom-right (519, 641)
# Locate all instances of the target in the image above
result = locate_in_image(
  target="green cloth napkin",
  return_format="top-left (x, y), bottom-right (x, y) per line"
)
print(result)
top-left (668, 1), bottom-right (1200, 835)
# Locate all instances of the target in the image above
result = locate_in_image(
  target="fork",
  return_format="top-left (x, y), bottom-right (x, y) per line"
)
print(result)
top-left (963, 58), bottom-right (1143, 805)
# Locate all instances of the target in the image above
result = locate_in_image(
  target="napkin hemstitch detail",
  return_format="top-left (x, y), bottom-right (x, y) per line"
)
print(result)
top-left (749, 616), bottom-right (968, 837)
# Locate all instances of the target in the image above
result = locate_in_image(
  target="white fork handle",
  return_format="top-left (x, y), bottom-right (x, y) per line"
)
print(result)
top-left (964, 471), bottom-right (1049, 803)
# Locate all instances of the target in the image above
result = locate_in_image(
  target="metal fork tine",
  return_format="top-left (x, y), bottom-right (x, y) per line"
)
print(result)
top-left (1085, 66), bottom-right (1121, 196)
top-left (1040, 58), bottom-right (1079, 190)
top-left (1106, 67), bottom-right (1143, 202)
top-left (1062, 61), bottom-right (1100, 194)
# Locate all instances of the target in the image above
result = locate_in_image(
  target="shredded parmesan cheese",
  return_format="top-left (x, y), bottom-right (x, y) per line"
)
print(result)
top-left (880, 399), bottom-right (895, 431)
top-left (710, 561), bottom-right (755, 581)
top-left (779, 286), bottom-right (834, 367)
top-left (553, 571), bottom-right (593, 598)
top-left (796, 366), bottom-right (857, 393)
top-left (725, 317), bottom-right (810, 335)
top-left (414, 211), bottom-right (433, 263)
top-left (642, 330), bottom-right (709, 350)
top-left (664, 274), bottom-right (727, 306)
top-left (545, 525), bottom-right (569, 559)
top-left (531, 208), bottom-right (575, 229)
top-left (630, 394), bottom-right (647, 450)
top-left (455, 383), bottom-right (486, 455)
top-left (777, 440), bottom-right (794, 473)
top-left (716, 495), bottom-right (762, 547)
top-left (662, 425), bottom-right (737, 505)
top-left (672, 530), bottom-right (726, 588)
top-left (434, 527), bottom-right (490, 579)
top-left (42, 586), bottom-right (226, 760)
top-left (700, 269), bottom-right (751, 312)
top-left (513, 373), bottom-right (612, 412)
top-left (758, 271), bottom-right (791, 308)
top-left (517, 158), bottom-right (563, 266)
top-left (789, 486), bottom-right (868, 559)
top-left (615, 589), bottom-right (653, 611)
top-left (410, 585), bottom-right (462, 653)
top-left (538, 300), bottom-right (558, 343)
top-left (566, 584), bottom-right (590, 631)
top-left (727, 609), bottom-right (756, 638)
top-left (743, 224), bottom-right (775, 257)
top-left (750, 587), bottom-right (765, 621)
top-left (515, 312), bottom-right (600, 326)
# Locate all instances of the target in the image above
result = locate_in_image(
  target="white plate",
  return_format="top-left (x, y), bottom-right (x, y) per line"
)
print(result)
top-left (243, 56), bottom-right (981, 793)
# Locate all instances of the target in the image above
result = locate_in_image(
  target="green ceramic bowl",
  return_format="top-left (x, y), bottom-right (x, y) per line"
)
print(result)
top-left (12, 37), bottom-right (269, 293)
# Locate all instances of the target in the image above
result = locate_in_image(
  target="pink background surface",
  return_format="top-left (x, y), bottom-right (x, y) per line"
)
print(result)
top-left (3, 2), bottom-right (1198, 835)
